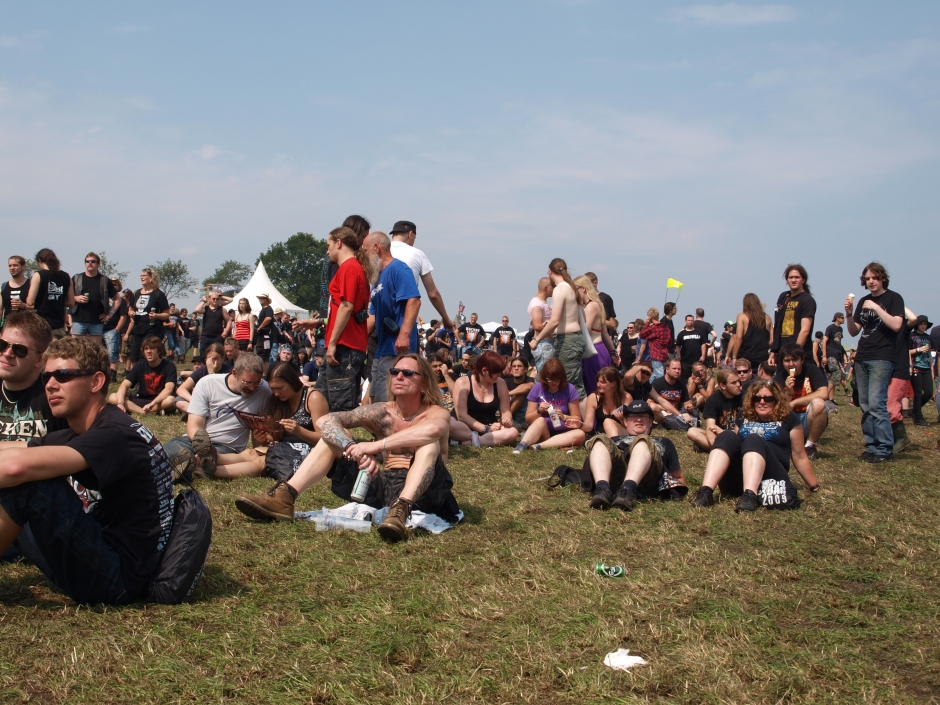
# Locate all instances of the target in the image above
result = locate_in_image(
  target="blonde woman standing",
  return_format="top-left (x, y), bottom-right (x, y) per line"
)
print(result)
top-left (573, 274), bottom-right (618, 395)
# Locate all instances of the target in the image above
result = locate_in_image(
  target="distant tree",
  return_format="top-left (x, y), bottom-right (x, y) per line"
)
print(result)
top-left (257, 233), bottom-right (327, 313)
top-left (202, 260), bottom-right (254, 290)
top-left (147, 259), bottom-right (199, 301)
top-left (97, 251), bottom-right (129, 284)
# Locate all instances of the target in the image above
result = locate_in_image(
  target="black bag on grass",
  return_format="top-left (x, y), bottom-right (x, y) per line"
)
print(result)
top-left (147, 489), bottom-right (212, 604)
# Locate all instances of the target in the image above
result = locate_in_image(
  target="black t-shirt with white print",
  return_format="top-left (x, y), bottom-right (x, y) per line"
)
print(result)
top-left (132, 289), bottom-right (170, 337)
top-left (28, 405), bottom-right (174, 598)
top-left (824, 324), bottom-right (845, 361)
top-left (1, 375), bottom-right (69, 442)
top-left (853, 289), bottom-right (905, 363)
top-left (459, 322), bottom-right (485, 347)
top-left (676, 329), bottom-right (705, 364)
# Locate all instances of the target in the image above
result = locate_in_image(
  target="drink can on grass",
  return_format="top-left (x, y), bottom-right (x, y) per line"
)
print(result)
top-left (595, 563), bottom-right (625, 578)
top-left (350, 469), bottom-right (371, 502)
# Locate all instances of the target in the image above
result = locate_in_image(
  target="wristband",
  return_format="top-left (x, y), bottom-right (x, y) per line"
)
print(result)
top-left (342, 440), bottom-right (357, 452)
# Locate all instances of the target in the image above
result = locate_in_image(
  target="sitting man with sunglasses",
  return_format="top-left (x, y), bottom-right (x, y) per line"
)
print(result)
top-left (0, 337), bottom-right (174, 605)
top-left (234, 353), bottom-right (460, 543)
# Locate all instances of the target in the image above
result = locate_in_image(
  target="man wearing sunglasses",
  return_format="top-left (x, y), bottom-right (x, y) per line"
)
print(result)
top-left (0, 312), bottom-right (68, 446)
top-left (0, 337), bottom-right (174, 605)
top-left (70, 252), bottom-right (121, 347)
top-left (235, 354), bottom-right (459, 543)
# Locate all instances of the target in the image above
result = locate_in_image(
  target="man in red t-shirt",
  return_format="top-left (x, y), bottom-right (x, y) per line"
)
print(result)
top-left (315, 226), bottom-right (370, 411)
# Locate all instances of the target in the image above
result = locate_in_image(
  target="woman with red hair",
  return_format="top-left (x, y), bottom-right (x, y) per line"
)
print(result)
top-left (451, 351), bottom-right (519, 447)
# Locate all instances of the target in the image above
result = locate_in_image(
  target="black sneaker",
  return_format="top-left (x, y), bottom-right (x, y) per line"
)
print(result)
top-left (865, 453), bottom-right (895, 464)
top-left (805, 445), bottom-right (818, 461)
top-left (691, 486), bottom-right (714, 507)
top-left (914, 419), bottom-right (930, 427)
top-left (590, 485), bottom-right (613, 510)
top-left (735, 490), bottom-right (761, 513)
top-left (859, 451), bottom-right (876, 461)
top-left (611, 483), bottom-right (637, 511)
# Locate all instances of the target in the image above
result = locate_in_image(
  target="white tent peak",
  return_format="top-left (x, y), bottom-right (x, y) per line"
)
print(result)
top-left (228, 260), bottom-right (306, 314)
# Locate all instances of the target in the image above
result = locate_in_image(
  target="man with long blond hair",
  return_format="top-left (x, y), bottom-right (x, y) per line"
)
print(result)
top-left (235, 353), bottom-right (459, 542)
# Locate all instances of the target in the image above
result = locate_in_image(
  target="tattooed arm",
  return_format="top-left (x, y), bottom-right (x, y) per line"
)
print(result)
top-left (315, 403), bottom-right (394, 450)
top-left (348, 406), bottom-right (450, 461)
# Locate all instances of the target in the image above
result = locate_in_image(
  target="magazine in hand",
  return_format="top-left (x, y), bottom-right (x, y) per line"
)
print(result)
top-left (230, 408), bottom-right (279, 433)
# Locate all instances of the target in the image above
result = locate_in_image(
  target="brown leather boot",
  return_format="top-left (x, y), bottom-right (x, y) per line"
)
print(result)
top-left (378, 497), bottom-right (413, 542)
top-left (191, 429), bottom-right (217, 478)
top-left (235, 481), bottom-right (298, 522)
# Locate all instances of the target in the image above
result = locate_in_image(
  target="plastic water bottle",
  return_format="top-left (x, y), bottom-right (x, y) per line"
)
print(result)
top-left (595, 563), bottom-right (625, 578)
top-left (547, 405), bottom-right (563, 431)
top-left (314, 507), bottom-right (371, 533)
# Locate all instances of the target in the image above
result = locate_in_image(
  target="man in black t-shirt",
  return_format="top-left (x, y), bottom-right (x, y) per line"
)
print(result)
top-left (0, 337), bottom-right (174, 605)
top-left (585, 400), bottom-right (686, 511)
top-left (623, 361), bottom-right (653, 402)
top-left (693, 309), bottom-right (715, 367)
top-left (1, 256), bottom-right (31, 323)
top-left (845, 262), bottom-right (905, 462)
top-left (457, 313), bottom-right (485, 356)
top-left (687, 369), bottom-right (743, 452)
top-left (774, 343), bottom-right (830, 459)
top-left (491, 316), bottom-right (518, 357)
top-left (253, 294), bottom-right (275, 368)
top-left (675, 315), bottom-right (706, 381)
top-left (771, 264), bottom-right (817, 365)
top-left (0, 312), bottom-right (68, 445)
top-left (650, 358), bottom-right (695, 424)
top-left (70, 252), bottom-right (121, 347)
top-left (196, 291), bottom-right (230, 355)
top-left (109, 336), bottom-right (177, 415)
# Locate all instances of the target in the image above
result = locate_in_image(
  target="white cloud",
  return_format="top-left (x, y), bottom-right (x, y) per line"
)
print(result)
top-left (670, 3), bottom-right (796, 27)
top-left (0, 36), bottom-right (23, 48)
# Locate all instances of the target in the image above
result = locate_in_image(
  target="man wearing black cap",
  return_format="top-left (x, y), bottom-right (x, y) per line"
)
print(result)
top-left (583, 400), bottom-right (686, 512)
top-left (389, 221), bottom-right (455, 332)
top-left (910, 314), bottom-right (934, 426)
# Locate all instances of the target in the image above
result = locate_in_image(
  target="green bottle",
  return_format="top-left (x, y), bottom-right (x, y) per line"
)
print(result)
top-left (595, 563), bottom-right (625, 578)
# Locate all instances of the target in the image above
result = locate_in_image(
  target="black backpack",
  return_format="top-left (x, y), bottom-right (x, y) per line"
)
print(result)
top-left (147, 489), bottom-right (212, 604)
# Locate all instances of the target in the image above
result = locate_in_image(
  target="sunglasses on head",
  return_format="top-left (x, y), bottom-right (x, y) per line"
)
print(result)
top-left (41, 369), bottom-right (95, 385)
top-left (0, 338), bottom-right (42, 359)
top-left (389, 367), bottom-right (419, 378)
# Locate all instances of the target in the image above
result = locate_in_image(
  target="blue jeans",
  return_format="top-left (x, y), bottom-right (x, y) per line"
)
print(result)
top-left (165, 333), bottom-right (181, 356)
top-left (102, 328), bottom-right (122, 363)
top-left (856, 359), bottom-right (894, 456)
top-left (651, 360), bottom-right (665, 381)
top-left (532, 340), bottom-right (554, 373)
top-left (0, 478), bottom-right (132, 605)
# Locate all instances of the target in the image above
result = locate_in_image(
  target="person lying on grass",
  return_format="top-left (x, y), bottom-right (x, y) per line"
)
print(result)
top-left (109, 335), bottom-right (177, 416)
top-left (692, 380), bottom-right (819, 512)
top-left (513, 358), bottom-right (586, 453)
top-left (234, 353), bottom-right (460, 543)
top-left (585, 400), bottom-right (687, 511)
top-left (0, 338), bottom-right (173, 605)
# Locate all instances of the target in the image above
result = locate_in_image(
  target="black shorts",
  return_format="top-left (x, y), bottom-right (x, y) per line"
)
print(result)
top-left (711, 430), bottom-right (800, 508)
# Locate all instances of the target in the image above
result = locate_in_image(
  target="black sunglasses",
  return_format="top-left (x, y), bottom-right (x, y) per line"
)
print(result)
top-left (41, 369), bottom-right (95, 385)
top-left (0, 338), bottom-right (42, 359)
top-left (389, 367), bottom-right (419, 378)
top-left (754, 395), bottom-right (775, 403)
top-left (85, 259), bottom-right (99, 264)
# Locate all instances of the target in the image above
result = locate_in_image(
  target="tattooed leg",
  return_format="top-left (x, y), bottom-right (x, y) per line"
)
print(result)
top-left (398, 442), bottom-right (441, 503)
top-left (287, 438), bottom-right (343, 495)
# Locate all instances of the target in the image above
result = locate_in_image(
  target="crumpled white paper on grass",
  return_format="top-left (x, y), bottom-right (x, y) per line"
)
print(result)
top-left (603, 648), bottom-right (649, 671)
top-left (296, 502), bottom-right (463, 534)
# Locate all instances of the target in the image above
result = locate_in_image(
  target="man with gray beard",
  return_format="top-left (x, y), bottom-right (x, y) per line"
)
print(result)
top-left (362, 232), bottom-right (421, 402)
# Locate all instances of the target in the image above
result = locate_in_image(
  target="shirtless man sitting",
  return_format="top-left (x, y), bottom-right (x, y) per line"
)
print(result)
top-left (234, 353), bottom-right (459, 542)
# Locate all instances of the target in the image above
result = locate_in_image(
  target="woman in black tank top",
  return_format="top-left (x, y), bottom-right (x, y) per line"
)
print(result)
top-left (451, 351), bottom-right (521, 448)
top-left (728, 293), bottom-right (774, 371)
top-left (581, 366), bottom-right (629, 437)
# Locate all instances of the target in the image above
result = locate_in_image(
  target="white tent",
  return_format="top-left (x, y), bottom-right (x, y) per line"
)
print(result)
top-left (227, 260), bottom-right (306, 314)
top-left (480, 321), bottom-right (501, 333)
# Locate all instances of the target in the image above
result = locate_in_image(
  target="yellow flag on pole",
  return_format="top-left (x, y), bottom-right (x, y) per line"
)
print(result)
top-left (666, 277), bottom-right (683, 290)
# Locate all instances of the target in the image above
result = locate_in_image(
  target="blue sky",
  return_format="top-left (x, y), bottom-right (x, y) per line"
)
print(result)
top-left (2, 2), bottom-right (938, 337)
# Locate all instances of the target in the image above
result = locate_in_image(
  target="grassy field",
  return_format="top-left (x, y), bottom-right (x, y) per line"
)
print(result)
top-left (1, 389), bottom-right (939, 704)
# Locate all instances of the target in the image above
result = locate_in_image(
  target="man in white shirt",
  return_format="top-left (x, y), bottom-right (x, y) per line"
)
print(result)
top-left (527, 277), bottom-right (554, 372)
top-left (389, 221), bottom-right (455, 332)
top-left (163, 352), bottom-right (271, 480)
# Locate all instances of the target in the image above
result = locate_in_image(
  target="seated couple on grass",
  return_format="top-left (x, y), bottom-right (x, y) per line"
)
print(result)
top-left (235, 353), bottom-right (460, 543)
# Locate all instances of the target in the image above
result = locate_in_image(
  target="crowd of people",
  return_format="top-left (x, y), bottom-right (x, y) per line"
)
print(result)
top-left (1, 229), bottom-right (938, 606)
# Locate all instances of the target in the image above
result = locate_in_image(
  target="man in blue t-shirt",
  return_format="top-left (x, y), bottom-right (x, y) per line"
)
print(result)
top-left (364, 232), bottom-right (421, 402)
